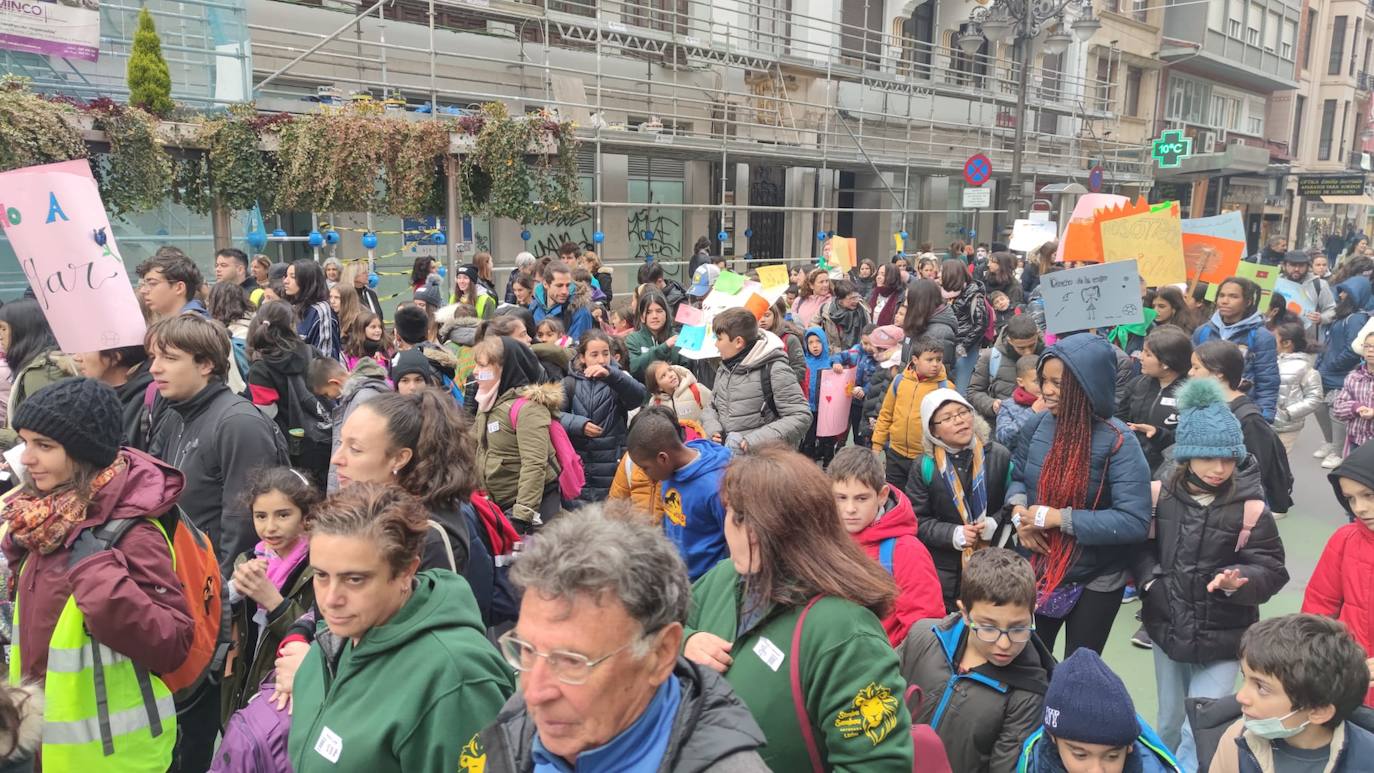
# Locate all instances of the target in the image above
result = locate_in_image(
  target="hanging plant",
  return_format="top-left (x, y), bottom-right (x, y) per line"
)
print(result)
top-left (171, 152), bottom-right (213, 214)
top-left (87, 97), bottom-right (172, 218)
top-left (462, 102), bottom-right (539, 223)
top-left (203, 103), bottom-right (280, 213)
top-left (276, 110), bottom-right (387, 213)
top-left (0, 76), bottom-right (88, 173)
top-left (534, 113), bottom-right (584, 226)
top-left (380, 119), bottom-right (449, 217)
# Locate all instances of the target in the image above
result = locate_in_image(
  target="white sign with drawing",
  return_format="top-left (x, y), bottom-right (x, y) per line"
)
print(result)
top-left (1041, 259), bottom-right (1143, 335)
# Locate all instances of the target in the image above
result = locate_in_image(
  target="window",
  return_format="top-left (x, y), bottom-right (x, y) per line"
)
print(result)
top-left (1247, 98), bottom-right (1264, 135)
top-left (1096, 54), bottom-right (1117, 112)
top-left (1281, 19), bottom-right (1296, 59)
top-left (1302, 9), bottom-right (1316, 69)
top-left (1132, 0), bottom-right (1148, 23)
top-left (1124, 66), bottom-right (1143, 117)
top-left (1341, 101), bottom-right (1351, 161)
top-left (1247, 3), bottom-right (1262, 46)
top-left (1293, 95), bottom-right (1305, 152)
top-left (949, 26), bottom-right (989, 88)
top-left (1228, 0), bottom-right (1244, 37)
top-left (1264, 12), bottom-right (1279, 52)
top-left (1320, 99), bottom-right (1338, 160)
top-left (899, 1), bottom-right (935, 79)
top-left (1039, 53), bottom-right (1062, 134)
top-left (1211, 95), bottom-right (1228, 128)
top-left (1331, 16), bottom-right (1348, 76)
top-left (1208, 0), bottom-right (1225, 31)
top-left (1355, 20), bottom-right (1364, 76)
top-left (753, 0), bottom-right (792, 56)
top-left (1167, 75), bottom-right (1211, 124)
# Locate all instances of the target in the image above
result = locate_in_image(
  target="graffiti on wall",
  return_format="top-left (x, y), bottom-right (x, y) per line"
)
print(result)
top-left (628, 208), bottom-right (680, 261)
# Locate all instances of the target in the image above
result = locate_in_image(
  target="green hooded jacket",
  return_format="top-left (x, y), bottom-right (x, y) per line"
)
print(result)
top-left (288, 570), bottom-right (515, 772)
top-left (683, 560), bottom-right (914, 772)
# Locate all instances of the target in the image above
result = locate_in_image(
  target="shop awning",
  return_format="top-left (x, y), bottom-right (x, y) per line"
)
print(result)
top-left (1319, 195), bottom-right (1374, 205)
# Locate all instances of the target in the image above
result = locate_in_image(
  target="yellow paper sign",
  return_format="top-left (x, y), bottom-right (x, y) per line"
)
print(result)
top-left (757, 264), bottom-right (789, 290)
top-left (831, 237), bottom-right (856, 271)
top-left (1098, 207), bottom-right (1186, 286)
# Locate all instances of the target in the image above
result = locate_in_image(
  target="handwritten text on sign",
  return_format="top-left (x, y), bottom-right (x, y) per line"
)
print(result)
top-left (1041, 259), bottom-right (1144, 335)
top-left (1098, 207), bottom-right (1186, 286)
top-left (0, 160), bottom-right (147, 353)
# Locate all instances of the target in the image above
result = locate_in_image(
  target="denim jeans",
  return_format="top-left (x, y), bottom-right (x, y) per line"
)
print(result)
top-left (954, 346), bottom-right (981, 394)
top-left (1152, 650), bottom-right (1239, 773)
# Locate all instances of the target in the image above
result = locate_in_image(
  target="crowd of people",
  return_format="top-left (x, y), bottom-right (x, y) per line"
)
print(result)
top-left (0, 235), bottom-right (1367, 773)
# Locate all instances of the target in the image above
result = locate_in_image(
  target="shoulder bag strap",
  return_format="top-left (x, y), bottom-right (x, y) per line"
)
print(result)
top-left (790, 594), bottom-right (827, 773)
top-left (427, 520), bottom-right (458, 572)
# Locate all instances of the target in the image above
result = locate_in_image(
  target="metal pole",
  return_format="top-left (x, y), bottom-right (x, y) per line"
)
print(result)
top-left (1007, 32), bottom-right (1031, 221)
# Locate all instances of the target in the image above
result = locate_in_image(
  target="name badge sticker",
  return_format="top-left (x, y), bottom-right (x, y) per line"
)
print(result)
top-left (315, 727), bottom-right (343, 763)
top-left (753, 636), bottom-right (785, 671)
top-left (487, 421), bottom-right (500, 434)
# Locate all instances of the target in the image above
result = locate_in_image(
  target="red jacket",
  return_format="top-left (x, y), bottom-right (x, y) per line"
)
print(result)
top-left (850, 488), bottom-right (945, 647)
top-left (1303, 522), bottom-right (1374, 706)
top-left (3, 448), bottom-right (193, 684)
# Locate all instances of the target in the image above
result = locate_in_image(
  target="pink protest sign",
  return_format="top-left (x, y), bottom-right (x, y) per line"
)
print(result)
top-left (0, 160), bottom-right (147, 353)
top-left (817, 368), bottom-right (855, 437)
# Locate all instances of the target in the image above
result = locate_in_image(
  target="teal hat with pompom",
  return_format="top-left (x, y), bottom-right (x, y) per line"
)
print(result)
top-left (1173, 378), bottom-right (1247, 461)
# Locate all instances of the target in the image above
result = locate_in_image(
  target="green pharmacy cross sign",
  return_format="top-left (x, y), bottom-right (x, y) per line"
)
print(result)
top-left (1151, 130), bottom-right (1193, 169)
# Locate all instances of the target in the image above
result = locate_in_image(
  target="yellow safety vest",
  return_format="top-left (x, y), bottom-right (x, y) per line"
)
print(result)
top-left (10, 519), bottom-right (177, 771)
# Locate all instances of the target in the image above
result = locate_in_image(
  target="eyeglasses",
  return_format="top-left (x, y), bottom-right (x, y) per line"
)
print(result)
top-left (497, 631), bottom-right (643, 685)
top-left (932, 408), bottom-right (973, 426)
top-left (969, 623), bottom-right (1036, 645)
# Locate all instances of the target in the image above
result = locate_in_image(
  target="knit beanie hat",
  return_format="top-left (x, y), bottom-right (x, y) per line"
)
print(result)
top-left (870, 324), bottom-right (904, 354)
top-left (1041, 649), bottom-right (1140, 747)
top-left (13, 378), bottom-right (123, 467)
top-left (390, 348), bottom-right (437, 386)
top-left (1172, 378), bottom-right (1246, 462)
top-left (413, 277), bottom-right (442, 309)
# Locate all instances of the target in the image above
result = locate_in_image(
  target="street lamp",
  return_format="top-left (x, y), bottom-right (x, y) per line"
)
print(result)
top-left (964, 0), bottom-right (1099, 221)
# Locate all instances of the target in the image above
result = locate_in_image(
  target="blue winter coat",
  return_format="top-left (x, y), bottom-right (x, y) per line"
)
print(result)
top-left (801, 326), bottom-right (833, 410)
top-left (1017, 721), bottom-right (1180, 772)
top-left (1007, 334), bottom-right (1152, 586)
top-left (1193, 312), bottom-right (1280, 421)
top-left (1318, 277), bottom-right (1373, 391)
top-left (530, 284), bottom-right (594, 340)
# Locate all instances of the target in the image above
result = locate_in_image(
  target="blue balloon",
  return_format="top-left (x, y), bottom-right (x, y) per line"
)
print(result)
top-left (900, 230), bottom-right (909, 239)
top-left (368, 271), bottom-right (379, 289)
top-left (521, 230), bottom-right (532, 241)
top-left (271, 228), bottom-right (287, 238)
top-left (437, 265), bottom-right (448, 278)
top-left (593, 231), bottom-right (605, 243)
top-left (362, 232), bottom-right (378, 250)
top-left (643, 230), bottom-right (655, 241)
top-left (325, 230), bottom-right (340, 245)
top-left (432, 231), bottom-right (447, 245)
top-left (717, 230), bottom-right (728, 241)
top-left (247, 231), bottom-right (267, 251)
top-left (817, 231), bottom-right (827, 241)
top-left (744, 228), bottom-right (753, 238)
top-left (308, 230), bottom-right (323, 247)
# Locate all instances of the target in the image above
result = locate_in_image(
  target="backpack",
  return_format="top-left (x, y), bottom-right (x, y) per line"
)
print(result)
top-left (1147, 479), bottom-right (1267, 548)
top-left (229, 338), bottom-right (251, 385)
top-left (471, 491), bottom-right (523, 625)
top-left (511, 396), bottom-right (585, 500)
top-left (209, 674), bottom-right (291, 773)
top-left (981, 297), bottom-right (998, 345)
top-left (1232, 401), bottom-right (1294, 512)
top-left (283, 371), bottom-right (333, 447)
top-left (89, 506), bottom-right (230, 702)
top-left (878, 537), bottom-right (897, 574)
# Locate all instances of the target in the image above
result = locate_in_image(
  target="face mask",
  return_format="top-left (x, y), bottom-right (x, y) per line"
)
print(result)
top-left (1185, 467), bottom-right (1229, 494)
top-left (1243, 709), bottom-right (1311, 740)
top-left (475, 369), bottom-right (495, 382)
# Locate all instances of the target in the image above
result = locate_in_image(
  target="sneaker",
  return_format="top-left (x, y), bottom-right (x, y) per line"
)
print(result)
top-left (1121, 584), bottom-right (1139, 603)
top-left (1314, 443), bottom-right (1336, 459)
top-left (1322, 453), bottom-right (1344, 469)
top-left (1130, 625), bottom-right (1153, 649)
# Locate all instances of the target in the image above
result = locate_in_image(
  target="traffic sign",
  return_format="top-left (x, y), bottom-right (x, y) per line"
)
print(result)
top-left (963, 154), bottom-right (992, 187)
top-left (1151, 130), bottom-right (1192, 169)
top-left (962, 186), bottom-right (992, 208)
top-left (1089, 166), bottom-right (1104, 192)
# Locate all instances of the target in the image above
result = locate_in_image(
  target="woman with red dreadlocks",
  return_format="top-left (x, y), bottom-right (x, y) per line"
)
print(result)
top-left (1007, 333), bottom-right (1152, 657)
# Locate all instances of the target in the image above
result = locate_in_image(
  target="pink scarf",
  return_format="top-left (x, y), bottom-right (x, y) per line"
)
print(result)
top-left (941, 288), bottom-right (961, 301)
top-left (257, 537), bottom-right (310, 605)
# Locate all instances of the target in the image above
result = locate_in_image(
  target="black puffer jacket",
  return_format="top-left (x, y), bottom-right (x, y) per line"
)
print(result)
top-left (948, 280), bottom-right (990, 349)
top-left (113, 362), bottom-right (155, 451)
top-left (1115, 375), bottom-right (1186, 475)
top-left (1133, 457), bottom-right (1288, 664)
top-left (903, 305), bottom-right (960, 365)
top-left (560, 362), bottom-right (646, 501)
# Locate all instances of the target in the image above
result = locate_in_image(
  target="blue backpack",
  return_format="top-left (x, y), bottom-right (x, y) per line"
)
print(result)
top-left (878, 536), bottom-right (897, 574)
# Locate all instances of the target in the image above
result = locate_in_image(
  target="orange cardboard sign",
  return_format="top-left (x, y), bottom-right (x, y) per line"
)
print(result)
top-left (1182, 232), bottom-right (1244, 287)
top-left (830, 237), bottom-right (856, 271)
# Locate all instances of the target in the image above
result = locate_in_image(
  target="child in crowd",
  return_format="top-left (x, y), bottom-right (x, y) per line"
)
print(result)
top-left (1118, 327), bottom-right (1192, 475)
top-left (1134, 378), bottom-right (1288, 771)
top-left (390, 348), bottom-right (440, 396)
top-left (343, 311), bottom-right (390, 373)
top-left (908, 388), bottom-right (1014, 611)
top-left (1303, 441), bottom-right (1374, 707)
top-left (899, 548), bottom-right (1055, 773)
top-left (989, 291), bottom-right (1017, 338)
top-left (626, 406), bottom-right (732, 580)
top-left (834, 323), bottom-right (880, 446)
top-left (872, 336), bottom-right (950, 491)
top-left (223, 467), bottom-right (321, 720)
top-left (829, 446), bottom-right (944, 646)
top-left (995, 355), bottom-right (1043, 450)
top-left (709, 308), bottom-right (811, 450)
top-left (535, 316), bottom-right (572, 349)
top-left (559, 329), bottom-right (646, 503)
top-left (799, 326), bottom-right (842, 466)
top-left (608, 449), bottom-right (665, 525)
top-left (1208, 615), bottom-right (1374, 772)
top-left (644, 360), bottom-right (721, 440)
top-left (859, 324), bottom-right (906, 445)
top-left (1017, 648), bottom-right (1181, 773)
top-left (825, 279), bottom-right (872, 350)
top-left (1273, 322), bottom-right (1325, 454)
top-left (606, 300), bottom-right (634, 337)
top-left (1332, 329), bottom-right (1374, 457)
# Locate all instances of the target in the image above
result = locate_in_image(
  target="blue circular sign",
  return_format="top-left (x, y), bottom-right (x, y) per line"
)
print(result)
top-left (963, 154), bottom-right (992, 187)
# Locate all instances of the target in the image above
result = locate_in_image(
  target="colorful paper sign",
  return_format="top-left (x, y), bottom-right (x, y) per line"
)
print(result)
top-left (0, 160), bottom-right (147, 353)
top-left (1235, 261), bottom-right (1279, 291)
top-left (1181, 212), bottom-right (1246, 243)
top-left (675, 304), bottom-right (705, 326)
top-left (677, 324), bottom-right (707, 351)
top-left (1009, 219), bottom-right (1058, 254)
top-left (817, 368), bottom-right (856, 437)
top-left (1181, 212), bottom-right (1245, 287)
top-left (830, 237), bottom-right (856, 271)
top-left (1056, 193), bottom-right (1130, 263)
top-left (1273, 277), bottom-right (1314, 315)
top-left (714, 270), bottom-right (746, 295)
top-left (0, 0), bottom-right (102, 61)
top-left (1097, 201), bottom-right (1186, 286)
top-left (744, 293), bottom-right (770, 321)
top-left (1040, 259), bottom-right (1145, 335)
top-left (757, 264), bottom-right (789, 290)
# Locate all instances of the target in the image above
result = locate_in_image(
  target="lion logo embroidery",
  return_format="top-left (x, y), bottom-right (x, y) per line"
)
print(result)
top-left (834, 682), bottom-right (899, 745)
top-left (458, 733), bottom-right (486, 772)
top-left (663, 488), bottom-right (685, 527)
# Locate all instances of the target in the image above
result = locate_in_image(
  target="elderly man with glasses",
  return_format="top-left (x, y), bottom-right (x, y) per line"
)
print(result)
top-left (465, 506), bottom-right (768, 772)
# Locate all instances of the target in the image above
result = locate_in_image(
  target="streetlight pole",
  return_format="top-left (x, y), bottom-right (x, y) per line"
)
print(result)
top-left (1008, 34), bottom-right (1032, 223)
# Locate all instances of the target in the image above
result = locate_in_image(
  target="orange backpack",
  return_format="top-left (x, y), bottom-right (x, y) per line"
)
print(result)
top-left (89, 505), bottom-right (231, 701)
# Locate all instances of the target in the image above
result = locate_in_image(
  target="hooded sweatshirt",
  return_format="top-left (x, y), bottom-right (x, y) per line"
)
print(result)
top-left (849, 487), bottom-right (945, 646)
top-left (1318, 277), bottom-right (1372, 391)
top-left (288, 570), bottom-right (515, 772)
top-left (801, 326), bottom-right (833, 410)
top-left (662, 439), bottom-right (734, 580)
top-left (1193, 310), bottom-right (1279, 421)
top-left (1303, 441), bottom-right (1374, 706)
top-left (1018, 725), bottom-right (1180, 773)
